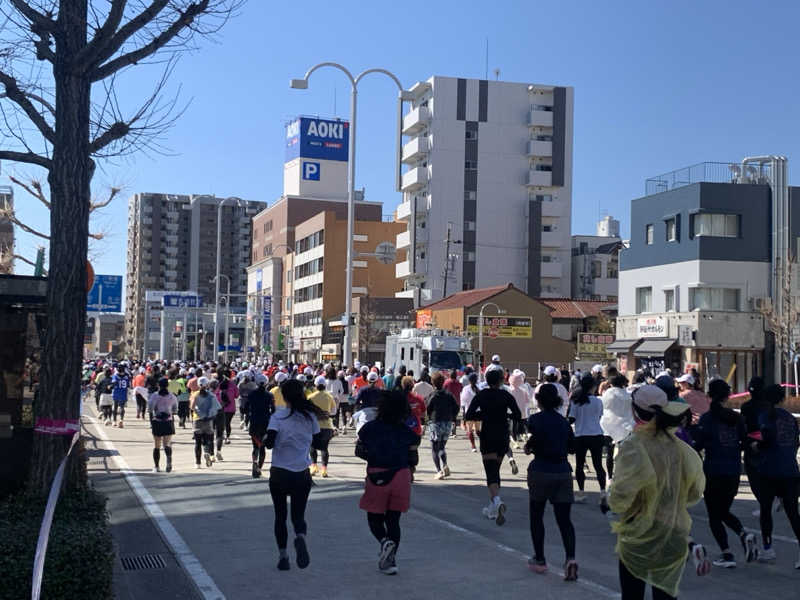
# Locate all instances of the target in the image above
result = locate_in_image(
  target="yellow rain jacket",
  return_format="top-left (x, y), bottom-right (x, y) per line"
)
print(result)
top-left (608, 423), bottom-right (705, 598)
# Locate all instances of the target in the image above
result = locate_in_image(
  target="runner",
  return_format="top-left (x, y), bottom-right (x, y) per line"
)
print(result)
top-left (569, 373), bottom-right (607, 507)
top-left (609, 384), bottom-right (706, 600)
top-left (508, 369), bottom-right (532, 449)
top-left (524, 383), bottom-right (578, 581)
top-left (464, 368), bottom-right (522, 525)
top-left (97, 366), bottom-right (114, 425)
top-left (147, 377), bottom-right (178, 473)
top-left (754, 384), bottom-right (800, 566)
top-left (740, 376), bottom-right (768, 512)
top-left (677, 373), bottom-right (711, 423)
top-left (133, 367), bottom-right (148, 419)
top-left (191, 377), bottom-right (221, 469)
top-left (427, 371), bottom-right (460, 480)
top-left (599, 374), bottom-right (634, 479)
top-left (460, 372), bottom-right (480, 452)
top-left (356, 390), bottom-right (421, 575)
top-left (270, 371), bottom-right (288, 410)
top-left (219, 377), bottom-right (238, 444)
top-left (325, 367), bottom-right (345, 431)
top-left (691, 378), bottom-right (756, 567)
top-left (337, 369), bottom-right (353, 434)
top-left (308, 375), bottom-right (337, 477)
top-left (265, 379), bottom-right (324, 571)
top-left (209, 379), bottom-right (227, 462)
top-left (535, 366), bottom-right (569, 417)
top-left (412, 369), bottom-right (435, 404)
top-left (248, 372), bottom-right (274, 479)
top-left (111, 364), bottom-right (130, 428)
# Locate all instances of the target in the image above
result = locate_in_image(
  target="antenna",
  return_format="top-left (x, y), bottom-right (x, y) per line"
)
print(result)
top-left (485, 37), bottom-right (488, 80)
top-left (493, 68), bottom-right (500, 81)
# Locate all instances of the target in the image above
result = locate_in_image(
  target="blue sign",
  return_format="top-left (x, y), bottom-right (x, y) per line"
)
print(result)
top-left (285, 117), bottom-right (348, 162)
top-left (163, 295), bottom-right (203, 308)
top-left (218, 345), bottom-right (242, 352)
top-left (87, 275), bottom-right (122, 312)
top-left (255, 268), bottom-right (262, 292)
top-left (262, 295), bottom-right (272, 350)
top-left (302, 161), bottom-right (320, 181)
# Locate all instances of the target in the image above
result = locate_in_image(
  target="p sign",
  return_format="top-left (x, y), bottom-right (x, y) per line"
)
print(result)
top-left (302, 161), bottom-right (320, 181)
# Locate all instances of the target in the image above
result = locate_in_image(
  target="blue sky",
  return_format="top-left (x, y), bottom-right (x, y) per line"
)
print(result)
top-left (9, 0), bottom-right (800, 279)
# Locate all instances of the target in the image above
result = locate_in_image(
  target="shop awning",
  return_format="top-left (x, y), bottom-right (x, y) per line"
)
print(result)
top-left (606, 339), bottom-right (641, 353)
top-left (634, 338), bottom-right (677, 357)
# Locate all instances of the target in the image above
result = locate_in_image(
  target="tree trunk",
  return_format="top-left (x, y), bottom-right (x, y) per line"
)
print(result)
top-left (28, 0), bottom-right (93, 494)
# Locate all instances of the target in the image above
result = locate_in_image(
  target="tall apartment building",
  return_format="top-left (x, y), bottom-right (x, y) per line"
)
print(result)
top-left (395, 76), bottom-right (574, 305)
top-left (571, 216), bottom-right (622, 301)
top-left (0, 186), bottom-right (13, 274)
top-left (125, 193), bottom-right (266, 357)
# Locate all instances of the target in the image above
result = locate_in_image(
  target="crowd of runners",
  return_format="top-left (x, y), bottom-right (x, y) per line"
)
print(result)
top-left (82, 355), bottom-right (800, 598)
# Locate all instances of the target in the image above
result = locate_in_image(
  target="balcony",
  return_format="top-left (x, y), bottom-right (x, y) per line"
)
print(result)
top-left (396, 199), bottom-right (427, 221)
top-left (527, 139), bottom-right (552, 157)
top-left (395, 289), bottom-right (415, 299)
top-left (396, 260), bottom-right (411, 278)
top-left (397, 230), bottom-right (411, 250)
top-left (527, 170), bottom-right (552, 187)
top-left (164, 246), bottom-right (178, 255)
top-left (541, 231), bottom-right (561, 248)
top-left (401, 167), bottom-right (428, 192)
top-left (540, 261), bottom-right (562, 279)
top-left (541, 200), bottom-right (562, 217)
top-left (402, 106), bottom-right (430, 135)
top-left (528, 109), bottom-right (553, 127)
top-left (401, 137), bottom-right (429, 164)
top-left (166, 234), bottom-right (178, 244)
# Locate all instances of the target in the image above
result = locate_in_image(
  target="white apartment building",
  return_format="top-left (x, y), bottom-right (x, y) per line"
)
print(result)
top-left (571, 216), bottom-right (622, 301)
top-left (395, 76), bottom-right (574, 305)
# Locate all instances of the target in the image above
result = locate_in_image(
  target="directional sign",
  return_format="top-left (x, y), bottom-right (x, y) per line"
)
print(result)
top-left (87, 275), bottom-right (122, 312)
top-left (374, 241), bottom-right (397, 265)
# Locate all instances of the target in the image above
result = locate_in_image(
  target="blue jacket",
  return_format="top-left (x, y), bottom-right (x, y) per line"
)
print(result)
top-left (757, 407), bottom-right (800, 478)
top-left (692, 407), bottom-right (745, 477)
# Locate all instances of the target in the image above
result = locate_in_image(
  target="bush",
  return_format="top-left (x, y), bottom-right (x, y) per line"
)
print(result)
top-left (0, 487), bottom-right (114, 599)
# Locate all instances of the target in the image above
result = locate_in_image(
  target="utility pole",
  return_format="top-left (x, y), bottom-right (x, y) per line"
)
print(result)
top-left (442, 223), bottom-right (462, 298)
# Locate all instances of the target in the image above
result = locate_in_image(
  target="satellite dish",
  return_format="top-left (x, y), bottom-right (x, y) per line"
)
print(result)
top-left (374, 242), bottom-right (397, 265)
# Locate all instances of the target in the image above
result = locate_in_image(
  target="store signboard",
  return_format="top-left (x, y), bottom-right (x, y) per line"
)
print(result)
top-left (637, 316), bottom-right (666, 338)
top-left (578, 332), bottom-right (614, 359)
top-left (466, 315), bottom-right (533, 338)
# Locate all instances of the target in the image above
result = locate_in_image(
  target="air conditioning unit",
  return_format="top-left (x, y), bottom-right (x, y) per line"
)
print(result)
top-left (751, 297), bottom-right (772, 312)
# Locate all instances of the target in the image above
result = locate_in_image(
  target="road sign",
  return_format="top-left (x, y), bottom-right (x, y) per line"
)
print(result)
top-left (374, 242), bottom-right (397, 265)
top-left (163, 294), bottom-right (203, 308)
top-left (87, 274), bottom-right (122, 312)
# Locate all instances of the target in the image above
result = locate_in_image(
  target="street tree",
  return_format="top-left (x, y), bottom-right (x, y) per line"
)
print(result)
top-left (0, 0), bottom-right (242, 494)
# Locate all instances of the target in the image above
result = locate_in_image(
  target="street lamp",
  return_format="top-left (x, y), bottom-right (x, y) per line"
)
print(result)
top-left (478, 302), bottom-right (506, 380)
top-left (291, 62), bottom-right (412, 368)
top-left (211, 274), bottom-right (231, 363)
top-left (214, 196), bottom-right (246, 363)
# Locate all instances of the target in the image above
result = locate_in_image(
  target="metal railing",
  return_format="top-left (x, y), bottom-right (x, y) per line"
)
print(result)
top-left (644, 161), bottom-right (771, 196)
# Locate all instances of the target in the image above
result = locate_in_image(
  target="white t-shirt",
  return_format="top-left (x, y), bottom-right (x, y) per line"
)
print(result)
top-left (459, 385), bottom-right (478, 412)
top-left (413, 381), bottom-right (435, 403)
top-left (325, 378), bottom-right (345, 405)
top-left (533, 382), bottom-right (569, 417)
top-left (268, 408), bottom-right (320, 472)
top-left (569, 395), bottom-right (604, 437)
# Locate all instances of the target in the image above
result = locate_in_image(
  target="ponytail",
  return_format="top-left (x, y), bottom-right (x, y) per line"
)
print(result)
top-left (653, 405), bottom-right (690, 435)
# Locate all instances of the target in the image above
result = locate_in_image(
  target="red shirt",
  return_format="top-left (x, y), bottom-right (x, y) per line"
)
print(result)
top-left (443, 379), bottom-right (463, 400)
top-left (406, 392), bottom-right (426, 436)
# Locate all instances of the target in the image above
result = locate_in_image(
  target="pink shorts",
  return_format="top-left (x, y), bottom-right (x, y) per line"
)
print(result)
top-left (359, 467), bottom-right (412, 514)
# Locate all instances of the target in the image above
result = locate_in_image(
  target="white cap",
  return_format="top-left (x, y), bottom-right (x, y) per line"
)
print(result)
top-left (314, 375), bottom-right (327, 387)
top-left (491, 354), bottom-right (500, 362)
top-left (367, 372), bottom-right (379, 382)
top-left (360, 365), bottom-right (369, 373)
top-left (197, 377), bottom-right (210, 388)
top-left (591, 364), bottom-right (603, 374)
top-left (254, 373), bottom-right (267, 385)
top-left (275, 372), bottom-right (288, 384)
top-left (304, 366), bottom-right (313, 375)
top-left (543, 365), bottom-right (558, 376)
top-left (354, 360), bottom-right (361, 369)
top-left (677, 373), bottom-right (695, 385)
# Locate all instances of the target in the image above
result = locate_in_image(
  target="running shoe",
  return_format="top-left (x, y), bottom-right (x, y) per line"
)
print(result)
top-left (482, 504), bottom-right (497, 520)
top-left (321, 467), bottom-right (329, 478)
top-left (442, 465), bottom-right (451, 478)
top-left (574, 493), bottom-right (587, 503)
top-left (277, 556), bottom-right (290, 571)
top-left (118, 421), bottom-right (124, 429)
top-left (309, 464), bottom-right (318, 476)
top-left (564, 559), bottom-right (579, 582)
top-left (495, 500), bottom-right (507, 526)
top-left (113, 422), bottom-right (118, 427)
top-left (151, 467), bottom-right (160, 473)
top-left (741, 532), bottom-right (758, 563)
top-left (692, 544), bottom-right (712, 575)
top-left (471, 447), bottom-right (477, 453)
top-left (509, 458), bottom-right (519, 475)
top-left (758, 547), bottom-right (777, 563)
top-left (712, 554), bottom-right (736, 568)
top-left (225, 438), bottom-right (231, 445)
top-left (104, 419), bottom-right (111, 426)
top-left (294, 536), bottom-right (310, 569)
top-left (216, 452), bottom-right (224, 462)
top-left (252, 464), bottom-right (261, 479)
top-left (599, 491), bottom-right (610, 514)
top-left (194, 463), bottom-right (201, 469)
top-left (379, 539), bottom-right (396, 571)
top-left (794, 552), bottom-right (800, 570)
top-left (204, 452), bottom-right (213, 467)
top-left (528, 558), bottom-right (547, 574)
top-left (434, 471), bottom-right (444, 480)
top-left (165, 460), bottom-right (172, 473)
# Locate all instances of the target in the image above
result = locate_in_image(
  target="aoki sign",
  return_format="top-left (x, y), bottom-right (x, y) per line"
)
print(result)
top-left (285, 116), bottom-right (349, 162)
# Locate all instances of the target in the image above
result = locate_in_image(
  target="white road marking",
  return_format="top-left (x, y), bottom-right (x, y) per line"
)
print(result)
top-left (84, 414), bottom-right (226, 600)
top-left (410, 508), bottom-right (621, 599)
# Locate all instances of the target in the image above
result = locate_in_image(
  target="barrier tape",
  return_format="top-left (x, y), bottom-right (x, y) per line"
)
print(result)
top-left (31, 428), bottom-right (81, 600)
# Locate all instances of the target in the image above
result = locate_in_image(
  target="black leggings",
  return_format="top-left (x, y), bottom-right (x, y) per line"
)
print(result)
top-left (759, 475), bottom-right (800, 547)
top-left (224, 412), bottom-right (234, 438)
top-left (529, 500), bottom-right (575, 563)
top-left (135, 394), bottom-right (147, 417)
top-left (703, 475), bottom-right (743, 552)
top-left (574, 435), bottom-right (606, 491)
top-left (112, 403), bottom-right (126, 421)
top-left (214, 413), bottom-right (226, 451)
top-left (101, 404), bottom-right (112, 419)
top-left (744, 458), bottom-right (762, 503)
top-left (194, 433), bottom-right (214, 463)
top-left (367, 511), bottom-right (401, 548)
top-left (178, 401), bottom-right (190, 426)
top-left (269, 467), bottom-right (312, 549)
top-left (309, 429), bottom-right (333, 466)
top-left (604, 436), bottom-right (615, 479)
top-left (431, 438), bottom-right (449, 472)
top-left (619, 559), bottom-right (676, 600)
top-left (483, 456), bottom-right (502, 486)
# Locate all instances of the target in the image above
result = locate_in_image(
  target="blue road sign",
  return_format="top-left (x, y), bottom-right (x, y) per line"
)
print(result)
top-left (163, 295), bottom-right (204, 308)
top-left (87, 275), bottom-right (123, 312)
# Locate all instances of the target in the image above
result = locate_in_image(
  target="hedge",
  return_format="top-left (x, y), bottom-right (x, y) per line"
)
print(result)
top-left (0, 487), bottom-right (114, 599)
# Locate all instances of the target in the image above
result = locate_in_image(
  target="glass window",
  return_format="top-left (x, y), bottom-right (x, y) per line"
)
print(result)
top-left (693, 213), bottom-right (739, 238)
top-left (646, 224), bottom-right (654, 245)
top-left (665, 218), bottom-right (676, 242)
top-left (636, 286), bottom-right (652, 313)
top-left (665, 289), bottom-right (675, 311)
top-left (465, 130), bottom-right (478, 140)
top-left (689, 287), bottom-right (740, 311)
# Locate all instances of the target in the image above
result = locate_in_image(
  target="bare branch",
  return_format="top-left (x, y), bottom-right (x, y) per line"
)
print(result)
top-left (0, 205), bottom-right (49, 240)
top-left (9, 175), bottom-right (50, 209)
top-left (0, 89), bottom-right (55, 116)
top-left (73, 0), bottom-right (130, 71)
top-left (89, 120), bottom-right (130, 153)
top-left (0, 69), bottom-right (55, 142)
top-left (8, 0), bottom-right (57, 32)
top-left (0, 149), bottom-right (51, 169)
top-left (87, 0), bottom-right (169, 71)
top-left (90, 186), bottom-right (121, 211)
top-left (91, 0), bottom-right (210, 82)
top-left (12, 253), bottom-right (37, 268)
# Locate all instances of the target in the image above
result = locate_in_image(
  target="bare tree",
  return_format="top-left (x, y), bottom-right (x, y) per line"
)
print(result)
top-left (759, 252), bottom-right (800, 394)
top-left (0, 0), bottom-right (242, 494)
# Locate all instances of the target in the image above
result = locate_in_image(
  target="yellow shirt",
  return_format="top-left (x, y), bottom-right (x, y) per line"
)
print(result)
top-left (271, 386), bottom-right (286, 409)
top-left (308, 390), bottom-right (336, 430)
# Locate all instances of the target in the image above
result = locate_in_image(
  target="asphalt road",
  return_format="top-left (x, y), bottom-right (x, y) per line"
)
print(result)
top-left (82, 403), bottom-right (800, 600)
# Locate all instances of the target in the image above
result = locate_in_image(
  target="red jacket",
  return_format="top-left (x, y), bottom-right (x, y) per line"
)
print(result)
top-left (406, 392), bottom-right (426, 436)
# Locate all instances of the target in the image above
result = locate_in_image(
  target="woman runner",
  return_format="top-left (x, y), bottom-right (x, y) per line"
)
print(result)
top-left (308, 375), bottom-right (337, 477)
top-left (569, 373), bottom-right (607, 508)
top-left (248, 373), bottom-right (274, 479)
top-left (191, 377), bottom-right (221, 469)
top-left (460, 372), bottom-right (480, 452)
top-left (357, 390), bottom-right (421, 575)
top-left (524, 383), bottom-right (578, 580)
top-left (427, 371), bottom-right (460, 479)
top-left (148, 378), bottom-right (178, 473)
top-left (464, 368), bottom-right (522, 525)
top-left (265, 379), bottom-right (325, 571)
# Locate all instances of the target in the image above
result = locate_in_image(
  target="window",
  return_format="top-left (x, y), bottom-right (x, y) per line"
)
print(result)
top-left (689, 288), bottom-right (740, 311)
top-left (534, 164), bottom-right (552, 172)
top-left (607, 262), bottom-right (618, 279)
top-left (665, 289), bottom-right (675, 312)
top-left (287, 270), bottom-right (292, 283)
top-left (464, 221), bottom-right (476, 231)
top-left (542, 224), bottom-right (553, 232)
top-left (465, 191), bottom-right (477, 201)
top-left (401, 347), bottom-right (405, 360)
top-left (465, 251), bottom-right (476, 261)
top-left (645, 224), bottom-right (654, 245)
top-left (266, 220), bottom-right (273, 233)
top-left (294, 257), bottom-right (324, 279)
top-left (542, 255), bottom-right (552, 263)
top-left (533, 134), bottom-right (553, 142)
top-left (295, 229), bottom-right (325, 253)
top-left (294, 283), bottom-right (323, 303)
top-left (692, 213), bottom-right (739, 238)
top-left (636, 286), bottom-right (652, 313)
top-left (464, 160), bottom-right (478, 170)
top-left (465, 130), bottom-right (478, 140)
top-left (533, 194), bottom-right (553, 202)
top-left (293, 310), bottom-right (322, 327)
top-left (666, 218), bottom-right (676, 242)
top-left (531, 104), bottom-right (553, 112)
top-left (591, 260), bottom-right (602, 278)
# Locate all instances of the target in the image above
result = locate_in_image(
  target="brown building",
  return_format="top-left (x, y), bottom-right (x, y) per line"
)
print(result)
top-left (416, 283), bottom-right (575, 375)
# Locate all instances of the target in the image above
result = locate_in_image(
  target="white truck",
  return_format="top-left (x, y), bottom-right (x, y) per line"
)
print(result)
top-left (384, 328), bottom-right (473, 375)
